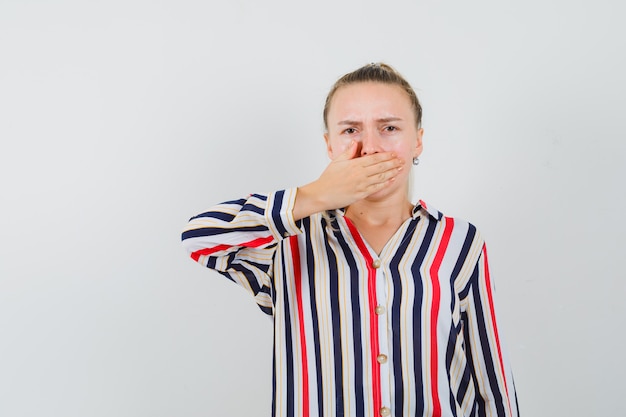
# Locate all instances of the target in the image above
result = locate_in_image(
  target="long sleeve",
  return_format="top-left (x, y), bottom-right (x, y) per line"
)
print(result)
top-left (461, 243), bottom-right (520, 417)
top-left (181, 188), bottom-right (302, 315)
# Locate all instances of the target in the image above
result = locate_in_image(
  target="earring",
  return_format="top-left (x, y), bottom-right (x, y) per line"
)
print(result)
top-left (412, 157), bottom-right (420, 166)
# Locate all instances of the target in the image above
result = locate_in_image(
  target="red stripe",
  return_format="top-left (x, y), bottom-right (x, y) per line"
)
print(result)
top-left (289, 236), bottom-right (309, 417)
top-left (428, 217), bottom-right (454, 417)
top-left (345, 218), bottom-right (381, 416)
top-left (190, 235), bottom-right (274, 262)
top-left (482, 245), bottom-right (512, 415)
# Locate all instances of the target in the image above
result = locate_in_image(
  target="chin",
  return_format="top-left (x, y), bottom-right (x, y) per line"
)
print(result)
top-left (365, 182), bottom-right (406, 202)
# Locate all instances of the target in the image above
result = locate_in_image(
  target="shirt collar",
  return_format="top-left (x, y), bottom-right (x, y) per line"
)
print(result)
top-left (413, 200), bottom-right (443, 221)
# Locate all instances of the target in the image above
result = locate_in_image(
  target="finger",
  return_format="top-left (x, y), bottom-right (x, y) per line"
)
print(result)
top-left (364, 157), bottom-right (404, 177)
top-left (369, 167), bottom-right (400, 184)
top-left (355, 167), bottom-right (398, 195)
top-left (334, 141), bottom-right (359, 162)
top-left (361, 175), bottom-right (397, 197)
top-left (359, 151), bottom-right (398, 167)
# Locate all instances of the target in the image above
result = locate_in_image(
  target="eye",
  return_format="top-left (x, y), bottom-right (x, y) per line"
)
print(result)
top-left (384, 125), bottom-right (398, 132)
top-left (343, 127), bottom-right (357, 134)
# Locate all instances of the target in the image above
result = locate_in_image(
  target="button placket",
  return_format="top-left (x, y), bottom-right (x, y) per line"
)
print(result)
top-left (374, 258), bottom-right (392, 417)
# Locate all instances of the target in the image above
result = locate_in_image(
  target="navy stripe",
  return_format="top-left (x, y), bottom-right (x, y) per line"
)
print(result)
top-left (445, 323), bottom-right (460, 417)
top-left (228, 263), bottom-right (262, 294)
top-left (412, 217), bottom-right (438, 416)
top-left (189, 210), bottom-right (236, 222)
top-left (445, 226), bottom-right (476, 414)
top-left (456, 226), bottom-right (478, 302)
top-left (513, 378), bottom-right (520, 416)
top-left (455, 357), bottom-right (473, 407)
top-left (182, 225), bottom-right (268, 240)
top-left (333, 218), bottom-right (363, 417)
top-left (259, 304), bottom-right (272, 315)
top-left (470, 263), bottom-right (505, 416)
top-left (462, 310), bottom-right (485, 417)
top-left (241, 203), bottom-right (266, 216)
top-left (304, 218), bottom-right (324, 417)
top-left (249, 193), bottom-right (268, 201)
top-left (242, 259), bottom-right (271, 275)
top-left (271, 190), bottom-right (288, 236)
top-left (389, 217), bottom-right (420, 416)
top-left (451, 225), bottom-right (476, 286)
top-left (206, 256), bottom-right (217, 270)
top-left (327, 227), bottom-right (345, 417)
top-left (217, 271), bottom-right (236, 284)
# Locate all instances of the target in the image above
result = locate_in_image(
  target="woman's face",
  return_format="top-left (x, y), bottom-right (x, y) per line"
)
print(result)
top-left (324, 82), bottom-right (423, 198)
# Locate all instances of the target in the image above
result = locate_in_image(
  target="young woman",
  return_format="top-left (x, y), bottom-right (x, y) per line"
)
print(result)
top-left (182, 63), bottom-right (519, 417)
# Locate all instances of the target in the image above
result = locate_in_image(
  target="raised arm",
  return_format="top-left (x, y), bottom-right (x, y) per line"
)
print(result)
top-left (181, 189), bottom-right (301, 315)
top-left (182, 145), bottom-right (403, 312)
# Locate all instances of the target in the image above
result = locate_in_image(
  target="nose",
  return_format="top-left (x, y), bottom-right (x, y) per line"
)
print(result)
top-left (359, 129), bottom-right (382, 156)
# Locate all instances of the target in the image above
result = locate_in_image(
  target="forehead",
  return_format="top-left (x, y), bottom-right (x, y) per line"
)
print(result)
top-left (327, 82), bottom-right (414, 121)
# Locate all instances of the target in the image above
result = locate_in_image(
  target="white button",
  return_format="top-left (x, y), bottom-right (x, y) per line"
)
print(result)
top-left (380, 407), bottom-right (391, 416)
top-left (375, 305), bottom-right (385, 315)
top-left (372, 259), bottom-right (381, 268)
top-left (377, 354), bottom-right (388, 364)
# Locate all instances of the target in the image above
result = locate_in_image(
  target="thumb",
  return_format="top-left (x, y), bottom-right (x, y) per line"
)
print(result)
top-left (335, 141), bottom-right (359, 161)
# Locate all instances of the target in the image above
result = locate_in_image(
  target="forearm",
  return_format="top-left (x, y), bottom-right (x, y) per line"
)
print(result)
top-left (182, 189), bottom-right (301, 263)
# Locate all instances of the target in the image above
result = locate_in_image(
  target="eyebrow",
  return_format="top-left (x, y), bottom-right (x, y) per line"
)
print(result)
top-left (337, 117), bottom-right (404, 125)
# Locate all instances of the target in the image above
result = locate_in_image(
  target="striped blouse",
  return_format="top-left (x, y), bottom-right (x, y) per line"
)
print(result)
top-left (181, 188), bottom-right (519, 417)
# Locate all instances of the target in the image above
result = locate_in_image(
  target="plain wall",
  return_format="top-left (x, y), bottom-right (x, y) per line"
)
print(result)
top-left (1, 1), bottom-right (625, 416)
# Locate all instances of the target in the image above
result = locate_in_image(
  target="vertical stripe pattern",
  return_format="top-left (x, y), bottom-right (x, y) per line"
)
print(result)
top-left (182, 189), bottom-right (519, 417)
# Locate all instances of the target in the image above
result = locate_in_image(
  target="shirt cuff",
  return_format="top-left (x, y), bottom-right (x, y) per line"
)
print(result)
top-left (265, 188), bottom-right (302, 240)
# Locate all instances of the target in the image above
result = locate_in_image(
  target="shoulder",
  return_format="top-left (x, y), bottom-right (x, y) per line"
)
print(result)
top-left (414, 200), bottom-right (485, 246)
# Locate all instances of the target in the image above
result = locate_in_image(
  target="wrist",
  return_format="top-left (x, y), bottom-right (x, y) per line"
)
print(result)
top-left (292, 182), bottom-right (327, 221)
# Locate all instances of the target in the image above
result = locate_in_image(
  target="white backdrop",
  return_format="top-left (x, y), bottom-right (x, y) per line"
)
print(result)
top-left (1, 1), bottom-right (625, 416)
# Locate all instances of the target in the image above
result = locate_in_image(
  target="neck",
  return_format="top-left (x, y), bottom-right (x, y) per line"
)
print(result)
top-left (345, 194), bottom-right (413, 227)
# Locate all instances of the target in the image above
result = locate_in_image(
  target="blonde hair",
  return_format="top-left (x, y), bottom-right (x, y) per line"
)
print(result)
top-left (323, 62), bottom-right (423, 131)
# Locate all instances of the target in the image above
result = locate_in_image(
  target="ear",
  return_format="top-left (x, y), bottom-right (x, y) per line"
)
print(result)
top-left (324, 132), bottom-right (334, 159)
top-left (413, 128), bottom-right (424, 159)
